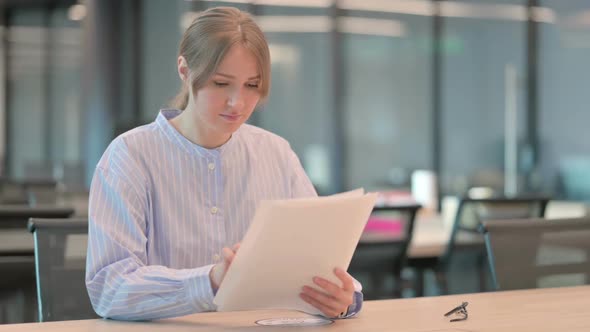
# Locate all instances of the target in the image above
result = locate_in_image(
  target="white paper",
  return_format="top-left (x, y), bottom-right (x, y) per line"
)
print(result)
top-left (213, 189), bottom-right (378, 315)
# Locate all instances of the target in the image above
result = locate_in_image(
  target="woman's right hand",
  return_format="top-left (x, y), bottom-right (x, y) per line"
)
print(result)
top-left (209, 243), bottom-right (240, 291)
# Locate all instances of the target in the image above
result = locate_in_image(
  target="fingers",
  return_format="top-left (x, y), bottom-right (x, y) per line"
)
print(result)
top-left (312, 277), bottom-right (344, 300)
top-left (299, 292), bottom-right (341, 318)
top-left (302, 286), bottom-right (342, 311)
top-left (222, 247), bottom-right (236, 265)
top-left (334, 268), bottom-right (355, 292)
top-left (223, 243), bottom-right (240, 265)
top-left (300, 269), bottom-right (355, 318)
top-left (312, 273), bottom-right (353, 307)
top-left (222, 247), bottom-right (234, 259)
top-left (210, 244), bottom-right (241, 291)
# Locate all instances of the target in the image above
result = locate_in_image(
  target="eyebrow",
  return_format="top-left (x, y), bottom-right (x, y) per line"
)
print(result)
top-left (215, 72), bottom-right (261, 80)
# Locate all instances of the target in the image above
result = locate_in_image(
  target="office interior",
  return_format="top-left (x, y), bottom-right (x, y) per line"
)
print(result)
top-left (0, 0), bottom-right (589, 325)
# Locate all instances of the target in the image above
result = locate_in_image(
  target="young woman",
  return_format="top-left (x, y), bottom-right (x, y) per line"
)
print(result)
top-left (85, 7), bottom-right (362, 321)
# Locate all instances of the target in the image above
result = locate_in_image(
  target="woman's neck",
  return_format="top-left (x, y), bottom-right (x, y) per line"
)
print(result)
top-left (170, 110), bottom-right (231, 149)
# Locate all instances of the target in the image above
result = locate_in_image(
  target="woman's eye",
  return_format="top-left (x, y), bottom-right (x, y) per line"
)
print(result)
top-left (214, 81), bottom-right (229, 87)
top-left (247, 83), bottom-right (259, 88)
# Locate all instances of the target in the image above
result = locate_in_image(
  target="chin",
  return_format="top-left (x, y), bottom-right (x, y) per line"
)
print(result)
top-left (220, 122), bottom-right (243, 135)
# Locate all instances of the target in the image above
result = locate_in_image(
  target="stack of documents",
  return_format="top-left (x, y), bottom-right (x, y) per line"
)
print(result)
top-left (214, 189), bottom-right (377, 315)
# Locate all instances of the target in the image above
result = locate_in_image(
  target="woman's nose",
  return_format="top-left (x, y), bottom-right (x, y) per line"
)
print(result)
top-left (227, 89), bottom-right (245, 110)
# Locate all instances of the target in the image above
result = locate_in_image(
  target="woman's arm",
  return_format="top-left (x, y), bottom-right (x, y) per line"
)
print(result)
top-left (85, 166), bottom-right (215, 321)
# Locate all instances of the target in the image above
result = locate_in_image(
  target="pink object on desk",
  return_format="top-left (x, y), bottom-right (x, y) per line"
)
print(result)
top-left (364, 217), bottom-right (403, 234)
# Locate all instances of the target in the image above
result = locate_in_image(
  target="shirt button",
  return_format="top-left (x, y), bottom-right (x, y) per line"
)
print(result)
top-left (213, 254), bottom-right (220, 262)
top-left (211, 206), bottom-right (218, 214)
top-left (208, 163), bottom-right (215, 171)
top-left (202, 303), bottom-right (210, 310)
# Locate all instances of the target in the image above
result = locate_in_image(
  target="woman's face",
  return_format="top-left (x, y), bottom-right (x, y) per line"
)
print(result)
top-left (188, 44), bottom-right (262, 143)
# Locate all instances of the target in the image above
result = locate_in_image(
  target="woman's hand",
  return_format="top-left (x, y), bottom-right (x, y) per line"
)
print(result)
top-left (209, 243), bottom-right (240, 291)
top-left (300, 268), bottom-right (355, 318)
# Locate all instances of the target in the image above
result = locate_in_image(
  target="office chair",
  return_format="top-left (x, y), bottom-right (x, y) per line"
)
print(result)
top-left (481, 217), bottom-right (590, 291)
top-left (409, 196), bottom-right (550, 296)
top-left (27, 218), bottom-right (97, 322)
top-left (0, 206), bottom-right (74, 230)
top-left (348, 203), bottom-right (421, 299)
top-left (0, 207), bottom-right (75, 323)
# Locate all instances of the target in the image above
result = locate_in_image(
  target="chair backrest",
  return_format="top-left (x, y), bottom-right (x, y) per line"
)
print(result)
top-left (482, 217), bottom-right (590, 291)
top-left (0, 206), bottom-right (75, 229)
top-left (350, 204), bottom-right (421, 273)
top-left (27, 218), bottom-right (97, 322)
top-left (440, 196), bottom-right (550, 266)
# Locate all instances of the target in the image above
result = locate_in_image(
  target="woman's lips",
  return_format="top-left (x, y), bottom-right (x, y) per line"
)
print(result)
top-left (220, 114), bottom-right (242, 122)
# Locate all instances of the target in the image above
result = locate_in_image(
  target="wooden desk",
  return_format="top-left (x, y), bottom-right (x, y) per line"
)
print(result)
top-left (1, 286), bottom-right (588, 331)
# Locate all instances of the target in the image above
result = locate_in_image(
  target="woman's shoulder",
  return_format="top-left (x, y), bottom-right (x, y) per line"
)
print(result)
top-left (118, 122), bottom-right (160, 145)
top-left (97, 122), bottom-right (160, 172)
top-left (237, 123), bottom-right (291, 148)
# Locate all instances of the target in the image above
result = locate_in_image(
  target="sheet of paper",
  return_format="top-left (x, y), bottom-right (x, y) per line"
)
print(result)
top-left (213, 189), bottom-right (378, 315)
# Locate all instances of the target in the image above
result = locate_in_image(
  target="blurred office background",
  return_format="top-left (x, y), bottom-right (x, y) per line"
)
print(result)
top-left (0, 0), bottom-right (589, 200)
top-left (0, 0), bottom-right (589, 323)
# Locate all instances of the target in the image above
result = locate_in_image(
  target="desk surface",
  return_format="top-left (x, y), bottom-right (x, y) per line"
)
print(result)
top-left (1, 286), bottom-right (588, 331)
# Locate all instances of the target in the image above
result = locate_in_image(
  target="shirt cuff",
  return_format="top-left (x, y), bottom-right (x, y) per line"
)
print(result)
top-left (338, 291), bottom-right (363, 319)
top-left (183, 264), bottom-right (217, 312)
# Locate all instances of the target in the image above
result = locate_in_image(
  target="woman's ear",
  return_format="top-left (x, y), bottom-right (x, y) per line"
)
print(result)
top-left (177, 56), bottom-right (189, 82)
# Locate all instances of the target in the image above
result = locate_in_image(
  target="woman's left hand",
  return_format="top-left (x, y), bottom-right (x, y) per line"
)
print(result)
top-left (299, 268), bottom-right (355, 318)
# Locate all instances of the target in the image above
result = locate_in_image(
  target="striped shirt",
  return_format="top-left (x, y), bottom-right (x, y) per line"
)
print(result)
top-left (85, 109), bottom-right (362, 320)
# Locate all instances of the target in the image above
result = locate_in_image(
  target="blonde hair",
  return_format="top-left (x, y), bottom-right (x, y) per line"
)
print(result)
top-left (170, 7), bottom-right (271, 110)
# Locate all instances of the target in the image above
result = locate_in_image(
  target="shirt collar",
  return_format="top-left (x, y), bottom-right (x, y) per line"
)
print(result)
top-left (155, 109), bottom-right (238, 158)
